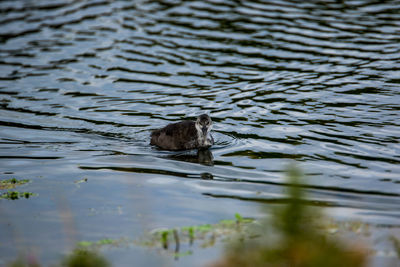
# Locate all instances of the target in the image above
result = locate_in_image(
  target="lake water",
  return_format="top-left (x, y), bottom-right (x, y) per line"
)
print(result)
top-left (0, 0), bottom-right (399, 266)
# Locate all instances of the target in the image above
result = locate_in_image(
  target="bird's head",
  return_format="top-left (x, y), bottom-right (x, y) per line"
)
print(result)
top-left (195, 114), bottom-right (212, 137)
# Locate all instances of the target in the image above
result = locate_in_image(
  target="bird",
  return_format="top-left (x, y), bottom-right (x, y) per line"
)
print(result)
top-left (150, 114), bottom-right (214, 151)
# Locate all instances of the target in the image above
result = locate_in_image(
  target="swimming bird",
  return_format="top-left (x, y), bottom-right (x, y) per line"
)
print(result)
top-left (150, 114), bottom-right (214, 151)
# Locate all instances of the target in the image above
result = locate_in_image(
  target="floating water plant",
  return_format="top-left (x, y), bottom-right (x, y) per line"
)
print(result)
top-left (0, 191), bottom-right (35, 200)
top-left (0, 178), bottom-right (36, 200)
top-left (136, 213), bottom-right (255, 258)
top-left (77, 238), bottom-right (125, 249)
top-left (0, 178), bottom-right (29, 189)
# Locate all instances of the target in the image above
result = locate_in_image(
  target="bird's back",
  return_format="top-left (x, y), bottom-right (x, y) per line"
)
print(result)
top-left (150, 120), bottom-right (198, 150)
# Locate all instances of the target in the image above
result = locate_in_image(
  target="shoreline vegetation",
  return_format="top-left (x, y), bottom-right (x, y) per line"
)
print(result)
top-left (5, 168), bottom-right (400, 266)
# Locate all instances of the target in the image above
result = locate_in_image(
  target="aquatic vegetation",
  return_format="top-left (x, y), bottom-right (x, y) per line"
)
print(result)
top-left (137, 214), bottom-right (255, 257)
top-left (0, 178), bottom-right (34, 200)
top-left (0, 178), bottom-right (29, 189)
top-left (0, 191), bottom-right (35, 200)
top-left (61, 248), bottom-right (109, 267)
top-left (211, 166), bottom-right (367, 267)
top-left (77, 238), bottom-right (125, 249)
top-left (0, 178), bottom-right (36, 200)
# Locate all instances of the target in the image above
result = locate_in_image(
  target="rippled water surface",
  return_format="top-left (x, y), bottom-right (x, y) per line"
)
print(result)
top-left (1, 0), bottom-right (400, 265)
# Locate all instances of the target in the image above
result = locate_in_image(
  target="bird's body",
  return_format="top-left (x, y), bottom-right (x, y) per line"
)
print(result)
top-left (150, 114), bottom-right (214, 151)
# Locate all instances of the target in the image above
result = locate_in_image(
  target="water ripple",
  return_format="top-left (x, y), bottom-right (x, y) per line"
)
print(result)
top-left (1, 0), bottom-right (400, 222)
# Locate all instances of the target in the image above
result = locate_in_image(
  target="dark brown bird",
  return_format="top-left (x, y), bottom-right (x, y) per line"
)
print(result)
top-left (150, 114), bottom-right (214, 151)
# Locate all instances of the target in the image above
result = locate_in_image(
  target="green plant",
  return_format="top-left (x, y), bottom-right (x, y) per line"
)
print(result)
top-left (61, 249), bottom-right (109, 267)
top-left (212, 166), bottom-right (367, 267)
top-left (0, 191), bottom-right (35, 200)
top-left (0, 178), bottom-right (29, 189)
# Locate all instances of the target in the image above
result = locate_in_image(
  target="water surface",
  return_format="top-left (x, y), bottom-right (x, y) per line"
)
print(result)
top-left (1, 0), bottom-right (400, 266)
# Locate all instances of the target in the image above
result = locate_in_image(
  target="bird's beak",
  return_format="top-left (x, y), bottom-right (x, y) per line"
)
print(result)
top-left (202, 126), bottom-right (207, 136)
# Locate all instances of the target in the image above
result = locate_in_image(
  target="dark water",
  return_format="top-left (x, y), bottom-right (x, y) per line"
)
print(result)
top-left (1, 0), bottom-right (400, 265)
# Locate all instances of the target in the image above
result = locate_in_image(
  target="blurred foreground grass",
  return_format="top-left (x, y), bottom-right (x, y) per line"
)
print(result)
top-left (211, 166), bottom-right (367, 267)
top-left (9, 249), bottom-right (109, 267)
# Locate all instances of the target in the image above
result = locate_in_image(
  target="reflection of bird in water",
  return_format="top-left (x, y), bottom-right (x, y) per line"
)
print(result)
top-left (150, 114), bottom-right (214, 151)
top-left (167, 149), bottom-right (214, 166)
top-left (197, 149), bottom-right (213, 166)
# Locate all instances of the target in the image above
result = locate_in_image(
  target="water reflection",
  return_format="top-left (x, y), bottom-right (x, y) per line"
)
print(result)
top-left (166, 149), bottom-right (214, 166)
top-left (201, 172), bottom-right (213, 180)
